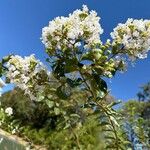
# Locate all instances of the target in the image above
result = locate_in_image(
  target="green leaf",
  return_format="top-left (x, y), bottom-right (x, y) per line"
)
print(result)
top-left (100, 121), bottom-right (110, 126)
top-left (63, 123), bottom-right (71, 129)
top-left (81, 52), bottom-right (95, 62)
top-left (70, 114), bottom-right (80, 118)
top-left (108, 100), bottom-right (122, 108)
top-left (79, 13), bottom-right (88, 19)
top-left (95, 74), bottom-right (107, 92)
top-left (105, 145), bottom-right (117, 149)
top-left (2, 55), bottom-right (12, 64)
top-left (66, 78), bottom-right (82, 88)
top-left (64, 58), bottom-right (78, 73)
top-left (37, 93), bottom-right (45, 101)
top-left (105, 136), bottom-right (116, 140)
top-left (46, 100), bottom-right (54, 108)
top-left (54, 107), bottom-right (60, 115)
top-left (94, 66), bottom-right (104, 75)
top-left (91, 73), bottom-right (107, 97)
top-left (110, 116), bottom-right (119, 127)
top-left (52, 63), bottom-right (65, 79)
top-left (56, 85), bottom-right (70, 100)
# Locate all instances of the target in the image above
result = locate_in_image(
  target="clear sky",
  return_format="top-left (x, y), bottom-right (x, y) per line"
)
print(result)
top-left (0, 0), bottom-right (150, 101)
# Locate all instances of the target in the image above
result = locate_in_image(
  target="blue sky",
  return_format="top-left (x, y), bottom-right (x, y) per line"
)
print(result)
top-left (0, 0), bottom-right (150, 101)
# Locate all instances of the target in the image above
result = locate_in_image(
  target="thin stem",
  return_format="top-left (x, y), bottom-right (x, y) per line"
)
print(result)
top-left (79, 70), bottom-right (119, 150)
top-left (96, 101), bottom-right (119, 150)
top-left (105, 45), bottom-right (125, 63)
top-left (70, 126), bottom-right (81, 149)
top-left (79, 71), bottom-right (95, 98)
top-left (71, 42), bottom-right (120, 149)
top-left (106, 53), bottom-right (118, 62)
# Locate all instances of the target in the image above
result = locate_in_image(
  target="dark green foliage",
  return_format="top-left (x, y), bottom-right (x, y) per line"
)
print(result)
top-left (0, 87), bottom-right (50, 128)
top-left (0, 87), bottom-right (118, 149)
top-left (20, 115), bottom-right (105, 150)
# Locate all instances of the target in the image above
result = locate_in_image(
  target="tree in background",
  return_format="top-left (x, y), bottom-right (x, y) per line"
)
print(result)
top-left (121, 82), bottom-right (150, 149)
top-left (121, 100), bottom-right (150, 149)
top-left (137, 82), bottom-right (150, 102)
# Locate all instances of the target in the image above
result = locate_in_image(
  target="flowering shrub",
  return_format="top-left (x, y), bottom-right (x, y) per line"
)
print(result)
top-left (0, 5), bottom-right (150, 149)
top-left (121, 100), bottom-right (150, 149)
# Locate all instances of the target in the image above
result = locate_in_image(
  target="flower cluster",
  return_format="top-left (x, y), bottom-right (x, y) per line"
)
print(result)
top-left (5, 54), bottom-right (51, 101)
top-left (5, 107), bottom-right (13, 116)
top-left (0, 106), bottom-right (20, 135)
top-left (41, 5), bottom-right (103, 55)
top-left (111, 18), bottom-right (150, 60)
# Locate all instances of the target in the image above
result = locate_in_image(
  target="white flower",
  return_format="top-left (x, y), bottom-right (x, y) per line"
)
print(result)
top-left (5, 107), bottom-right (13, 116)
top-left (111, 18), bottom-right (150, 60)
top-left (82, 4), bottom-right (89, 12)
top-left (74, 42), bottom-right (81, 47)
top-left (41, 5), bottom-right (103, 53)
top-left (104, 71), bottom-right (112, 78)
top-left (5, 54), bottom-right (51, 101)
